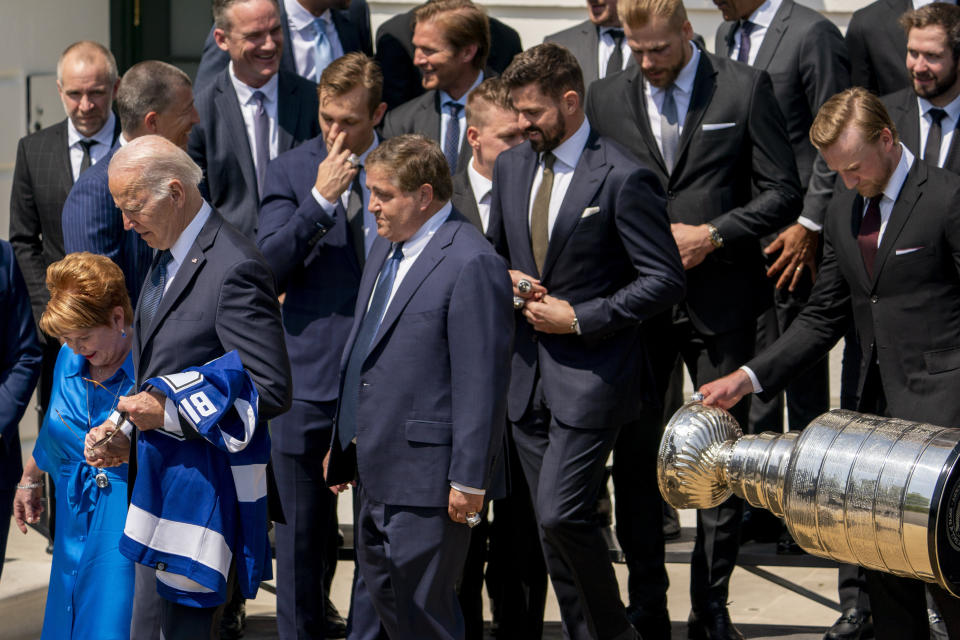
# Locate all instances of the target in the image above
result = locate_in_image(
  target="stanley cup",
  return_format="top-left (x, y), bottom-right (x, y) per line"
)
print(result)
top-left (657, 400), bottom-right (960, 596)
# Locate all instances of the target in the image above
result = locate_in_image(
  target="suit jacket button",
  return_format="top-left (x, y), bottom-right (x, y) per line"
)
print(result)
top-left (666, 190), bottom-right (676, 200)
top-left (870, 295), bottom-right (878, 303)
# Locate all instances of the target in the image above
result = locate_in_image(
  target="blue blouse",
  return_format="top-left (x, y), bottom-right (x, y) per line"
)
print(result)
top-left (33, 344), bottom-right (135, 640)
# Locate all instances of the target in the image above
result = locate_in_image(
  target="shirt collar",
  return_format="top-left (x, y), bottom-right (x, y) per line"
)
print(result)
top-left (747, 0), bottom-right (781, 29)
top-left (918, 91), bottom-right (960, 123)
top-left (67, 111), bottom-right (117, 148)
top-left (229, 61), bottom-right (279, 105)
top-left (650, 43), bottom-right (700, 97)
top-left (286, 0), bottom-right (329, 31)
top-left (169, 201), bottom-right (213, 266)
top-left (467, 158), bottom-right (492, 201)
top-left (399, 202), bottom-right (452, 260)
top-left (881, 143), bottom-right (914, 204)
top-left (439, 70), bottom-right (485, 107)
top-left (546, 117), bottom-right (591, 170)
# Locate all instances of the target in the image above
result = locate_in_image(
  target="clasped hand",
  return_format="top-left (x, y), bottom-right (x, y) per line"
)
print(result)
top-left (509, 270), bottom-right (576, 334)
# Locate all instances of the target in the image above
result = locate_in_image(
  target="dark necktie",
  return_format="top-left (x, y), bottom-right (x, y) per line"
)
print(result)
top-left (925, 108), bottom-right (948, 168)
top-left (661, 85), bottom-right (680, 173)
top-left (443, 101), bottom-right (463, 174)
top-left (346, 172), bottom-right (366, 266)
top-left (738, 20), bottom-right (755, 64)
top-left (140, 250), bottom-right (172, 329)
top-left (531, 152), bottom-right (556, 273)
top-left (858, 196), bottom-right (882, 278)
top-left (605, 28), bottom-right (625, 78)
top-left (252, 90), bottom-right (270, 195)
top-left (337, 243), bottom-right (404, 449)
top-left (78, 139), bottom-right (97, 175)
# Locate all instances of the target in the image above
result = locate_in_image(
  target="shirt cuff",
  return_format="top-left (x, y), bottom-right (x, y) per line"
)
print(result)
top-left (739, 365), bottom-right (763, 394)
top-left (311, 187), bottom-right (339, 214)
top-left (109, 410), bottom-right (134, 438)
top-left (796, 216), bottom-right (822, 233)
top-left (163, 397), bottom-right (184, 437)
top-left (450, 482), bottom-right (485, 496)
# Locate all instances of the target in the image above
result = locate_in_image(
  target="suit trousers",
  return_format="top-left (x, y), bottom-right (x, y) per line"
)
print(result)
top-left (512, 385), bottom-right (637, 640)
top-left (130, 562), bottom-right (232, 640)
top-left (272, 399), bottom-right (339, 640)
top-left (641, 309), bottom-right (754, 608)
top-left (353, 483), bottom-right (472, 640)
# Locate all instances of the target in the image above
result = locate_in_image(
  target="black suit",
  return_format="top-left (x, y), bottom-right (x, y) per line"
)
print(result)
top-left (747, 158), bottom-right (960, 640)
top-left (884, 88), bottom-right (960, 172)
top-left (544, 20), bottom-right (636, 88)
top-left (490, 127), bottom-right (685, 640)
top-left (450, 170), bottom-right (484, 233)
top-left (375, 10), bottom-right (522, 110)
top-left (715, 0), bottom-right (848, 428)
top-left (187, 68), bottom-right (320, 238)
top-left (586, 52), bottom-right (801, 611)
top-left (194, 0), bottom-right (372, 87)
top-left (846, 0), bottom-right (911, 96)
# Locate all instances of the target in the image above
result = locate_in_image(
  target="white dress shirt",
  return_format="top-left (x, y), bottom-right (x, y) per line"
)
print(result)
top-left (229, 63), bottom-right (280, 172)
top-left (741, 144), bottom-right (915, 393)
top-left (914, 0), bottom-right (955, 8)
top-left (467, 159), bottom-right (493, 233)
top-left (67, 111), bottom-right (117, 181)
top-left (729, 0), bottom-right (782, 66)
top-left (918, 93), bottom-right (960, 167)
top-left (597, 25), bottom-right (631, 78)
top-left (439, 71), bottom-right (484, 157)
top-left (311, 135), bottom-right (380, 256)
top-left (644, 44), bottom-right (700, 159)
top-left (285, 0), bottom-right (345, 81)
top-left (527, 118), bottom-right (592, 239)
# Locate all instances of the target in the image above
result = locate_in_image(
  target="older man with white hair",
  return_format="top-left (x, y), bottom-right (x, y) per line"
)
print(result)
top-left (86, 135), bottom-right (291, 640)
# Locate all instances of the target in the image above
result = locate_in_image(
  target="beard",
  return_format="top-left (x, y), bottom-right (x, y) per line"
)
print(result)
top-left (913, 66), bottom-right (959, 100)
top-left (526, 119), bottom-right (567, 153)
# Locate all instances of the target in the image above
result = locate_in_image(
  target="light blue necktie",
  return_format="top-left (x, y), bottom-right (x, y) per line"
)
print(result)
top-left (337, 243), bottom-right (404, 448)
top-left (313, 17), bottom-right (334, 82)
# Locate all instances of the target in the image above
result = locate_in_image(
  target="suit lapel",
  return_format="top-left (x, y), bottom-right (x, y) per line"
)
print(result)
top-left (215, 71), bottom-right (258, 198)
top-left (453, 172), bottom-right (483, 231)
top-left (424, 92), bottom-right (443, 141)
top-left (276, 72), bottom-right (297, 153)
top-left (674, 55), bottom-right (718, 178)
top-left (752, 0), bottom-right (791, 70)
top-left (582, 23), bottom-right (601, 84)
top-left (625, 68), bottom-right (667, 174)
top-left (718, 22), bottom-right (736, 57)
top-left (331, 9), bottom-right (362, 53)
top-left (541, 132), bottom-right (607, 280)
top-left (872, 162), bottom-right (925, 286)
top-left (896, 92), bottom-right (921, 155)
top-left (366, 220), bottom-right (454, 355)
top-left (55, 120), bottom-right (75, 190)
top-left (844, 192), bottom-right (873, 292)
top-left (505, 146), bottom-right (541, 276)
top-left (945, 121), bottom-right (960, 174)
top-left (340, 237), bottom-right (390, 371)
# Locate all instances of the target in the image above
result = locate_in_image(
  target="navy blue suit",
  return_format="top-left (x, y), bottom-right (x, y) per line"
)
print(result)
top-left (490, 128), bottom-right (685, 640)
top-left (61, 143), bottom-right (154, 306)
top-left (327, 211), bottom-right (513, 640)
top-left (194, 0), bottom-right (372, 89)
top-left (257, 135), bottom-right (362, 639)
top-left (188, 69), bottom-right (320, 239)
top-left (0, 239), bottom-right (43, 580)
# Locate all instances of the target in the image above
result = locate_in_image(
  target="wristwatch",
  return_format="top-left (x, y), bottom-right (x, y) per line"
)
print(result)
top-left (706, 223), bottom-right (724, 249)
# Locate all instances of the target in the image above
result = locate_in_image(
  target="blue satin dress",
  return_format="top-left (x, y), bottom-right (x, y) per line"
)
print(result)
top-left (33, 344), bottom-right (135, 640)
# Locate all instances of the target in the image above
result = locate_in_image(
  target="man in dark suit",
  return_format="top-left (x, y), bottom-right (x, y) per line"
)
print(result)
top-left (258, 51), bottom-right (386, 640)
top-left (88, 134), bottom-right (291, 640)
top-left (847, 0), bottom-right (912, 96)
top-left (195, 0), bottom-right (372, 88)
top-left (0, 239), bottom-right (43, 582)
top-left (324, 134), bottom-right (513, 640)
top-left (545, 0), bottom-right (634, 88)
top-left (586, 0), bottom-right (801, 636)
top-left (700, 86), bottom-right (960, 640)
top-left (492, 43), bottom-right (685, 640)
top-left (382, 0), bottom-right (491, 175)
top-left (9, 39), bottom-right (120, 444)
top-left (375, 1), bottom-right (522, 110)
top-left (188, 0), bottom-right (320, 239)
top-left (62, 61), bottom-right (198, 307)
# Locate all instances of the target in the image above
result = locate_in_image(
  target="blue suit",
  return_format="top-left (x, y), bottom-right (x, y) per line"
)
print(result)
top-left (188, 69), bottom-right (320, 239)
top-left (257, 135), bottom-right (362, 638)
top-left (490, 128), bottom-right (685, 640)
top-left (327, 210), bottom-right (513, 639)
top-left (0, 239), bottom-right (42, 580)
top-left (61, 144), bottom-right (153, 307)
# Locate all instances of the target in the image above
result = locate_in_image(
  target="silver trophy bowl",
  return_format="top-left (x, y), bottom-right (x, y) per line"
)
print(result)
top-left (658, 398), bottom-right (960, 596)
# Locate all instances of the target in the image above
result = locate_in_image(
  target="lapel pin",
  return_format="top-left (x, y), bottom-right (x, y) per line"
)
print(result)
top-left (191, 257), bottom-right (198, 263)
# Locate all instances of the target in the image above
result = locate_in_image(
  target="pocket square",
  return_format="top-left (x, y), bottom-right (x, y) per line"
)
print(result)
top-left (581, 206), bottom-right (601, 219)
top-left (702, 122), bottom-right (736, 131)
top-left (895, 246), bottom-right (925, 256)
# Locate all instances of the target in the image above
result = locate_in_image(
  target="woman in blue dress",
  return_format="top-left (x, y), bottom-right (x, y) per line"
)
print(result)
top-left (13, 252), bottom-right (136, 640)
